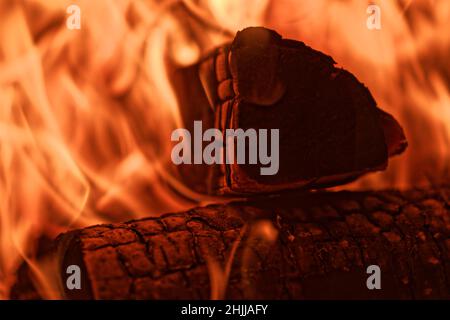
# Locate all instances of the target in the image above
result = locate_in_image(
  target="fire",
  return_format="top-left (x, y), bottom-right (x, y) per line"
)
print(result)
top-left (266, 0), bottom-right (450, 190)
top-left (0, 0), bottom-right (449, 298)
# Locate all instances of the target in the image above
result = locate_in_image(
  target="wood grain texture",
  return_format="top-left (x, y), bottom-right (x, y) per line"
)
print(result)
top-left (12, 187), bottom-right (450, 300)
top-left (171, 27), bottom-right (407, 195)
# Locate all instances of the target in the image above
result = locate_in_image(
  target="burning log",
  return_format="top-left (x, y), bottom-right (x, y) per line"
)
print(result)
top-left (170, 27), bottom-right (407, 195)
top-left (12, 187), bottom-right (450, 299)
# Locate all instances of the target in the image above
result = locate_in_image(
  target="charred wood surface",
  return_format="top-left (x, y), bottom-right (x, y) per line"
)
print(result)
top-left (171, 27), bottom-right (407, 195)
top-left (12, 187), bottom-right (450, 299)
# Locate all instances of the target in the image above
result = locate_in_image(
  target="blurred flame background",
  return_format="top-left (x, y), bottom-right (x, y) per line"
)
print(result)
top-left (0, 0), bottom-right (449, 298)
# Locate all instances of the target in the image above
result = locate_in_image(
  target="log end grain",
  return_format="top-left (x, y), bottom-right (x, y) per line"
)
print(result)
top-left (173, 27), bottom-right (407, 195)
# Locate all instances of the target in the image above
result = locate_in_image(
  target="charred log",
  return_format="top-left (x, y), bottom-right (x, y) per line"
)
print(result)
top-left (171, 27), bottom-right (407, 195)
top-left (11, 187), bottom-right (450, 299)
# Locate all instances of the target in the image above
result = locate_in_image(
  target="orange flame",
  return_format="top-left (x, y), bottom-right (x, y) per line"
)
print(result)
top-left (0, 0), bottom-right (449, 298)
top-left (266, 0), bottom-right (450, 189)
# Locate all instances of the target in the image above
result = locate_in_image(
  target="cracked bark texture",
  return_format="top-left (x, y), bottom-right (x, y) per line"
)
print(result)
top-left (12, 187), bottom-right (450, 299)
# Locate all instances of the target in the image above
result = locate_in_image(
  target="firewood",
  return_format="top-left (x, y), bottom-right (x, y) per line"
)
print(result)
top-left (12, 187), bottom-right (450, 299)
top-left (170, 27), bottom-right (407, 195)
